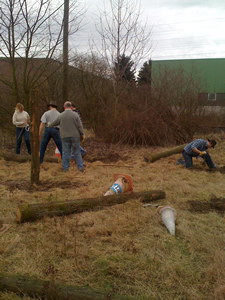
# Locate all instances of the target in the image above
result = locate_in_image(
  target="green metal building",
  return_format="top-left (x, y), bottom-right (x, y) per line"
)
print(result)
top-left (151, 58), bottom-right (225, 106)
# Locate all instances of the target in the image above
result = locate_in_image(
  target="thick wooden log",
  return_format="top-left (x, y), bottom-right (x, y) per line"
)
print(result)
top-left (0, 272), bottom-right (134, 300)
top-left (0, 152), bottom-right (59, 163)
top-left (145, 144), bottom-right (187, 163)
top-left (17, 190), bottom-right (166, 223)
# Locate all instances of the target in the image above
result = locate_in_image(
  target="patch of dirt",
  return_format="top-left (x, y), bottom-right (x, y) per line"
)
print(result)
top-left (83, 138), bottom-right (130, 163)
top-left (176, 166), bottom-right (225, 173)
top-left (85, 151), bottom-right (129, 163)
top-left (1, 137), bottom-right (131, 164)
top-left (2, 180), bottom-right (84, 192)
top-left (214, 166), bottom-right (225, 174)
top-left (188, 197), bottom-right (225, 215)
top-left (198, 167), bottom-right (225, 174)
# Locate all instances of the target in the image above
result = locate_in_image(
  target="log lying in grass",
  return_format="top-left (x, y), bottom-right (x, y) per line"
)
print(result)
top-left (0, 272), bottom-right (134, 300)
top-left (145, 144), bottom-right (187, 163)
top-left (17, 190), bottom-right (166, 223)
top-left (0, 152), bottom-right (59, 163)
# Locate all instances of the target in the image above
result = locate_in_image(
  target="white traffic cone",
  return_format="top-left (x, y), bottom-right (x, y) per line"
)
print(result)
top-left (54, 147), bottom-right (61, 158)
top-left (157, 206), bottom-right (177, 236)
top-left (104, 173), bottom-right (133, 196)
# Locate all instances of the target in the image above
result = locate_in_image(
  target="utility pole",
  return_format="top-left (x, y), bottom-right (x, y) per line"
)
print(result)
top-left (62, 0), bottom-right (69, 103)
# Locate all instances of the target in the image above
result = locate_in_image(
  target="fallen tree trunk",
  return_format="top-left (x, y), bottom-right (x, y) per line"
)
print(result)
top-left (0, 152), bottom-right (59, 163)
top-left (145, 144), bottom-right (187, 163)
top-left (0, 272), bottom-right (134, 300)
top-left (17, 190), bottom-right (166, 223)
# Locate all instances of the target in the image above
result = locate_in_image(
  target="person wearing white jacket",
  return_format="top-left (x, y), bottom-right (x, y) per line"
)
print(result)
top-left (12, 103), bottom-right (31, 154)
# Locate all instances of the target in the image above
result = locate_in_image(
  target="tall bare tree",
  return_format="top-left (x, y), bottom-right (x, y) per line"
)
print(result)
top-left (0, 0), bottom-right (85, 109)
top-left (95, 0), bottom-right (152, 118)
top-left (1, 0), bottom-right (60, 108)
top-left (0, 0), bottom-right (85, 184)
top-left (70, 52), bottom-right (113, 131)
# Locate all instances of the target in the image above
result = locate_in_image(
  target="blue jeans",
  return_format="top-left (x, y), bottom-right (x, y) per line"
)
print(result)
top-left (16, 127), bottom-right (31, 154)
top-left (62, 137), bottom-right (83, 171)
top-left (182, 151), bottom-right (216, 168)
top-left (71, 146), bottom-right (87, 158)
top-left (40, 127), bottom-right (62, 164)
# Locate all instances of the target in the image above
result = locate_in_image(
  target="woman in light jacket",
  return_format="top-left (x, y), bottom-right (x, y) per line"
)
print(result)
top-left (12, 103), bottom-right (31, 154)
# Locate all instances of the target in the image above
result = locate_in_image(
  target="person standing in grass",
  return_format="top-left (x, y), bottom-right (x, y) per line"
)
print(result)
top-left (71, 102), bottom-right (87, 158)
top-left (12, 103), bottom-right (31, 155)
top-left (39, 101), bottom-right (62, 164)
top-left (49, 101), bottom-right (85, 172)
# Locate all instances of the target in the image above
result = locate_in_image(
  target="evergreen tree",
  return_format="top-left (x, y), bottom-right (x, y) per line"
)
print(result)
top-left (114, 54), bottom-right (135, 82)
top-left (138, 59), bottom-right (152, 85)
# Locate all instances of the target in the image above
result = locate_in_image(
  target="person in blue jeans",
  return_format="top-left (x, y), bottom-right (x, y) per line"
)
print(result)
top-left (39, 101), bottom-right (62, 164)
top-left (12, 103), bottom-right (31, 154)
top-left (176, 139), bottom-right (217, 169)
top-left (71, 102), bottom-right (87, 159)
top-left (49, 101), bottom-right (84, 172)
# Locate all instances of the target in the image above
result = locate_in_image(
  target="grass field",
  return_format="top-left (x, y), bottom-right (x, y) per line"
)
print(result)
top-left (0, 132), bottom-right (225, 300)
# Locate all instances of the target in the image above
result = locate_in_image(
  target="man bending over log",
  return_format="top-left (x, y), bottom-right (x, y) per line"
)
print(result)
top-left (176, 139), bottom-right (217, 169)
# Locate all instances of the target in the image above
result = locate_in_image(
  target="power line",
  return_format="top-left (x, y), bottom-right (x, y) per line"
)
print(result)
top-left (151, 17), bottom-right (225, 27)
top-left (152, 25), bottom-right (224, 36)
top-left (70, 8), bottom-right (225, 61)
top-left (152, 34), bottom-right (225, 42)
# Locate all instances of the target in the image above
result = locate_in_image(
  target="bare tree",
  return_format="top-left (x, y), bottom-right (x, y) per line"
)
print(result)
top-left (0, 0), bottom-right (85, 108)
top-left (70, 52), bottom-right (113, 131)
top-left (150, 65), bottom-right (204, 142)
top-left (1, 0), bottom-right (59, 107)
top-left (0, 0), bottom-right (85, 184)
top-left (94, 0), bottom-right (152, 118)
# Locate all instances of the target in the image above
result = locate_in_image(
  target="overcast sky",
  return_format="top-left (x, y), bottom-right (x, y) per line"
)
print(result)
top-left (71, 0), bottom-right (225, 64)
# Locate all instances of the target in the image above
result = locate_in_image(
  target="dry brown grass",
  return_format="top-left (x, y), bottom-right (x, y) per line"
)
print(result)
top-left (0, 132), bottom-right (225, 300)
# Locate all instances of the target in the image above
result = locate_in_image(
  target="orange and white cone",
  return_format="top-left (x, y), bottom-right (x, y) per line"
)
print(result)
top-left (54, 147), bottom-right (61, 158)
top-left (104, 173), bottom-right (133, 196)
top-left (157, 206), bottom-right (177, 236)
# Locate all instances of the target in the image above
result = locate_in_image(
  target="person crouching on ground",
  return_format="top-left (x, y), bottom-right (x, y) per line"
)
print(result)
top-left (49, 101), bottom-right (85, 172)
top-left (39, 101), bottom-right (63, 164)
top-left (12, 103), bottom-right (31, 155)
top-left (176, 139), bottom-right (217, 169)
